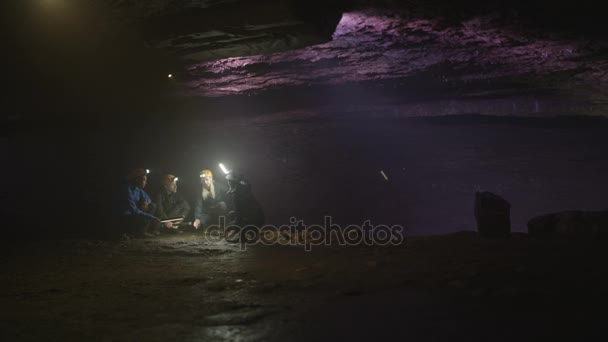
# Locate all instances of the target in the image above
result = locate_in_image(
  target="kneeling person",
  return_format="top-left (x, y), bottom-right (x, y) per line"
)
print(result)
top-left (119, 168), bottom-right (160, 238)
top-left (226, 172), bottom-right (264, 227)
top-left (156, 174), bottom-right (190, 233)
top-left (193, 169), bottom-right (228, 229)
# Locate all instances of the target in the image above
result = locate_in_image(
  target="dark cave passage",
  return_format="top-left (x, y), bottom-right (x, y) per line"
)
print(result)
top-left (4, 1), bottom-right (608, 341)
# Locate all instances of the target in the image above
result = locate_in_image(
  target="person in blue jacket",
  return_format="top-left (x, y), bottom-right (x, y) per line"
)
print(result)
top-left (119, 168), bottom-right (160, 237)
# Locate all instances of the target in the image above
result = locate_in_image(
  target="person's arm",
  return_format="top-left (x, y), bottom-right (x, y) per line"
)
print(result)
top-left (194, 195), bottom-right (203, 220)
top-left (192, 195), bottom-right (203, 228)
top-left (127, 188), bottom-right (156, 219)
top-left (142, 190), bottom-right (153, 206)
top-left (155, 193), bottom-right (167, 220)
top-left (179, 195), bottom-right (191, 218)
top-left (167, 194), bottom-right (190, 219)
top-left (217, 181), bottom-right (232, 211)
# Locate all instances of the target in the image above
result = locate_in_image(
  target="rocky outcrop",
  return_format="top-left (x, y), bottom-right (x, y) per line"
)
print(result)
top-left (474, 192), bottom-right (511, 238)
top-left (179, 10), bottom-right (608, 100)
top-left (93, 1), bottom-right (608, 114)
top-left (105, 0), bottom-right (344, 61)
top-left (528, 210), bottom-right (608, 238)
top-left (9, 0), bottom-right (608, 121)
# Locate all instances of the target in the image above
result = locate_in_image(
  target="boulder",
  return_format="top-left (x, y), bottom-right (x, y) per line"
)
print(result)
top-left (583, 211), bottom-right (608, 236)
top-left (528, 210), bottom-right (608, 238)
top-left (474, 192), bottom-right (511, 238)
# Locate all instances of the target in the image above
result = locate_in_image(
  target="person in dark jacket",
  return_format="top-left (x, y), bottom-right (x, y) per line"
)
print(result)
top-left (119, 168), bottom-right (160, 238)
top-left (155, 174), bottom-right (190, 232)
top-left (193, 169), bottom-right (228, 229)
top-left (225, 172), bottom-right (264, 227)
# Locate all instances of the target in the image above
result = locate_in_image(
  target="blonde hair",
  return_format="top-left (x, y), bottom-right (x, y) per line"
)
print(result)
top-left (201, 169), bottom-right (215, 200)
top-left (202, 180), bottom-right (215, 201)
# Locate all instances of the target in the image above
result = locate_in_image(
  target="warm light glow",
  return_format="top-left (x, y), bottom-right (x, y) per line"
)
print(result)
top-left (42, 0), bottom-right (64, 6)
top-left (168, 74), bottom-right (173, 78)
top-left (219, 163), bottom-right (229, 175)
top-left (40, 0), bottom-right (68, 11)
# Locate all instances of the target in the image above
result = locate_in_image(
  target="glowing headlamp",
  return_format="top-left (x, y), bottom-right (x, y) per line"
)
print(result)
top-left (219, 163), bottom-right (230, 175)
top-left (146, 169), bottom-right (150, 174)
top-left (174, 177), bottom-right (179, 182)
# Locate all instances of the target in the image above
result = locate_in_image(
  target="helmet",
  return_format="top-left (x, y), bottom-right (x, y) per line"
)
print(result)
top-left (226, 172), bottom-right (247, 183)
top-left (225, 172), bottom-right (240, 181)
top-left (200, 169), bottom-right (213, 179)
top-left (127, 168), bottom-right (147, 180)
top-left (160, 174), bottom-right (177, 185)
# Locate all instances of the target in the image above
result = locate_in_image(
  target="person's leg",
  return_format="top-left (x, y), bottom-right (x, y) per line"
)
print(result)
top-left (207, 203), bottom-right (229, 225)
top-left (146, 216), bottom-right (161, 236)
top-left (120, 215), bottom-right (151, 238)
top-left (198, 212), bottom-right (211, 232)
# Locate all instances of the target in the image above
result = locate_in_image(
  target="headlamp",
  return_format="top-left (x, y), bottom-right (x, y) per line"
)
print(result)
top-left (219, 163), bottom-right (230, 175)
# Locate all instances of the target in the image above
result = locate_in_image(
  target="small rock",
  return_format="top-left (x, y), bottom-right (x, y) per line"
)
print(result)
top-left (583, 211), bottom-right (608, 236)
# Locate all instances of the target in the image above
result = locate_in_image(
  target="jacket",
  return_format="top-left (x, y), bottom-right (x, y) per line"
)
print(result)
top-left (227, 180), bottom-right (264, 227)
top-left (194, 180), bottom-right (228, 221)
top-left (120, 183), bottom-right (155, 219)
top-left (155, 190), bottom-right (191, 220)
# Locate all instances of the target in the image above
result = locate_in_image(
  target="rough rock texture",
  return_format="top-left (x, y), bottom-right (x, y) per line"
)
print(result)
top-left (528, 210), bottom-right (608, 238)
top-left (96, 2), bottom-right (608, 104)
top-left (178, 10), bottom-right (608, 105)
top-left (104, 0), bottom-right (343, 61)
top-left (474, 192), bottom-right (511, 238)
top-left (10, 1), bottom-right (608, 121)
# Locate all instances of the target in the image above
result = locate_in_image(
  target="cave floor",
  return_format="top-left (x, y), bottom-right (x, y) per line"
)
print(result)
top-left (2, 233), bottom-right (607, 341)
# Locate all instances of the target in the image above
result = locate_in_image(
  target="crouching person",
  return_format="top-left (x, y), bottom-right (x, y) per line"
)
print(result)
top-left (155, 174), bottom-right (190, 234)
top-left (119, 168), bottom-right (160, 238)
top-left (193, 169), bottom-right (228, 230)
top-left (225, 172), bottom-right (264, 227)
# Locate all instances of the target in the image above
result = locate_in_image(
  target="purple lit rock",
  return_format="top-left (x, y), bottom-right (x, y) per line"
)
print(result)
top-left (474, 192), bottom-right (511, 238)
top-left (178, 11), bottom-right (608, 99)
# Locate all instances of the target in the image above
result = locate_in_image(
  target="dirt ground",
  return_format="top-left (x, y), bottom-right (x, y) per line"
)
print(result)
top-left (2, 232), bottom-right (607, 341)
